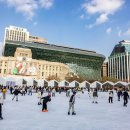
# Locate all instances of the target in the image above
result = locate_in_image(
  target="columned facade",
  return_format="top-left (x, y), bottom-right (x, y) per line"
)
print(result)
top-left (108, 40), bottom-right (130, 82)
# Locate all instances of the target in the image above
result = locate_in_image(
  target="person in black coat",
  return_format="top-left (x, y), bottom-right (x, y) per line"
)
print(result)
top-left (117, 90), bottom-right (122, 101)
top-left (12, 88), bottom-right (22, 101)
top-left (41, 95), bottom-right (51, 112)
top-left (122, 90), bottom-right (129, 107)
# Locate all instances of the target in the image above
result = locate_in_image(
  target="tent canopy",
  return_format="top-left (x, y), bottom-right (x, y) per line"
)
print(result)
top-left (48, 80), bottom-right (58, 87)
top-left (69, 80), bottom-right (79, 88)
top-left (90, 81), bottom-right (102, 89)
top-left (114, 81), bottom-right (128, 87)
top-left (80, 81), bottom-right (90, 88)
top-left (102, 81), bottom-right (114, 87)
top-left (59, 80), bottom-right (69, 87)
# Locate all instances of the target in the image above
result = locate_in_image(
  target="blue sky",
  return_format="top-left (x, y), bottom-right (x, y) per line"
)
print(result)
top-left (0, 0), bottom-right (130, 57)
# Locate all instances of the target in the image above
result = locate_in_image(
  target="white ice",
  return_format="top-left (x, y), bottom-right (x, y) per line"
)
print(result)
top-left (0, 91), bottom-right (130, 130)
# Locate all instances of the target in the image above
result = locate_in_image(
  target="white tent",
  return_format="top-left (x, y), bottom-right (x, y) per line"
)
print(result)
top-left (59, 80), bottom-right (69, 87)
top-left (114, 81), bottom-right (128, 87)
top-left (37, 79), bottom-right (48, 87)
top-left (102, 81), bottom-right (114, 88)
top-left (90, 81), bottom-right (102, 89)
top-left (15, 78), bottom-right (24, 86)
top-left (69, 80), bottom-right (79, 88)
top-left (48, 80), bottom-right (58, 87)
top-left (0, 77), bottom-right (6, 86)
top-left (25, 78), bottom-right (34, 86)
top-left (80, 81), bottom-right (90, 88)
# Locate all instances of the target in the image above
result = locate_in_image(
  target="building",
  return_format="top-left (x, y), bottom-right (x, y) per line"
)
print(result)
top-left (2, 26), bottom-right (105, 80)
top-left (102, 61), bottom-right (108, 78)
top-left (29, 35), bottom-right (48, 44)
top-left (0, 48), bottom-right (69, 80)
top-left (108, 40), bottom-right (130, 82)
top-left (4, 26), bottom-right (29, 42)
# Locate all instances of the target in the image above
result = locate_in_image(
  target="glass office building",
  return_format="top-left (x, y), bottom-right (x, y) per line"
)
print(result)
top-left (108, 40), bottom-right (130, 82)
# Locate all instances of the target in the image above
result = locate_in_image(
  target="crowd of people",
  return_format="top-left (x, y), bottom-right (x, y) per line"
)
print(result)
top-left (0, 84), bottom-right (130, 120)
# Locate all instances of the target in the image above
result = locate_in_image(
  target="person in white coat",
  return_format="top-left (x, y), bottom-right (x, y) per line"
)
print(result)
top-left (52, 88), bottom-right (56, 97)
top-left (0, 89), bottom-right (4, 120)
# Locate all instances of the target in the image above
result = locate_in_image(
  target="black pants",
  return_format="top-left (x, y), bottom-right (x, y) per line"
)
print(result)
top-left (0, 104), bottom-right (2, 118)
top-left (42, 102), bottom-right (47, 110)
top-left (109, 97), bottom-right (113, 103)
top-left (124, 98), bottom-right (128, 106)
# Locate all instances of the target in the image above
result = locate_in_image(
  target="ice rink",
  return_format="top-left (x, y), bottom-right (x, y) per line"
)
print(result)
top-left (0, 91), bottom-right (130, 130)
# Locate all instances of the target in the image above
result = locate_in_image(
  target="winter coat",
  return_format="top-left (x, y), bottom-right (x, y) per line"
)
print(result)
top-left (0, 93), bottom-right (3, 104)
top-left (93, 91), bottom-right (98, 97)
top-left (122, 91), bottom-right (129, 99)
top-left (109, 91), bottom-right (113, 97)
top-left (41, 96), bottom-right (51, 103)
top-left (69, 94), bottom-right (75, 104)
top-left (2, 89), bottom-right (7, 94)
top-left (37, 91), bottom-right (42, 98)
top-left (13, 89), bottom-right (21, 95)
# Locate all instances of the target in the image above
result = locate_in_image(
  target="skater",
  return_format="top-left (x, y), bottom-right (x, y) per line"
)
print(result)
top-left (108, 90), bottom-right (113, 103)
top-left (122, 89), bottom-right (129, 107)
top-left (117, 90), bottom-right (122, 101)
top-left (2, 87), bottom-right (7, 100)
top-left (41, 94), bottom-right (51, 112)
top-left (9, 86), bottom-right (13, 94)
top-left (52, 88), bottom-right (56, 97)
top-left (12, 87), bottom-right (22, 101)
top-left (0, 89), bottom-right (3, 120)
top-left (28, 86), bottom-right (33, 95)
top-left (66, 89), bottom-right (71, 97)
top-left (21, 87), bottom-right (26, 96)
top-left (37, 90), bottom-right (42, 105)
top-left (92, 89), bottom-right (98, 104)
top-left (68, 91), bottom-right (76, 115)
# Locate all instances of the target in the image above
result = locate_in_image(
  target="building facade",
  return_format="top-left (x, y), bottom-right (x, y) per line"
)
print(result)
top-left (29, 35), bottom-right (48, 44)
top-left (108, 40), bottom-right (130, 82)
top-left (0, 48), bottom-right (69, 80)
top-left (101, 62), bottom-right (108, 78)
top-left (4, 26), bottom-right (29, 42)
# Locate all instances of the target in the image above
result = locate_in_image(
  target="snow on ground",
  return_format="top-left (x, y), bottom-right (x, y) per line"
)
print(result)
top-left (0, 91), bottom-right (130, 130)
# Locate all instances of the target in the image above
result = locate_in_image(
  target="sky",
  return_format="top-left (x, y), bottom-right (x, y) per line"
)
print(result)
top-left (0, 0), bottom-right (130, 58)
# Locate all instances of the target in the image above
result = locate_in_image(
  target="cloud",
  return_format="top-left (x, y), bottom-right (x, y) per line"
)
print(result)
top-left (106, 27), bottom-right (112, 34)
top-left (118, 28), bottom-right (130, 36)
top-left (82, 0), bottom-right (125, 27)
top-left (118, 30), bottom-right (122, 36)
top-left (80, 14), bottom-right (85, 19)
top-left (40, 0), bottom-right (54, 9)
top-left (0, 0), bottom-right (54, 20)
top-left (125, 28), bottom-right (130, 36)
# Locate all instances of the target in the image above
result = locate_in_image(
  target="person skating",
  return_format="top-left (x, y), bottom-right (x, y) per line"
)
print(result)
top-left (108, 90), bottom-right (114, 103)
top-left (92, 89), bottom-right (98, 104)
top-left (28, 86), bottom-right (33, 95)
top-left (122, 89), bottom-right (129, 107)
top-left (117, 90), bottom-right (122, 101)
top-left (68, 91), bottom-right (76, 115)
top-left (0, 89), bottom-right (4, 120)
top-left (2, 87), bottom-right (7, 100)
top-left (52, 88), bottom-right (56, 97)
top-left (37, 90), bottom-right (42, 105)
top-left (41, 94), bottom-right (51, 112)
top-left (12, 87), bottom-right (22, 101)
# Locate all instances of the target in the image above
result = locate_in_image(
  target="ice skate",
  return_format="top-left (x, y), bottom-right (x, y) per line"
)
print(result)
top-left (72, 112), bottom-right (76, 115)
top-left (68, 112), bottom-right (70, 115)
top-left (0, 117), bottom-right (3, 120)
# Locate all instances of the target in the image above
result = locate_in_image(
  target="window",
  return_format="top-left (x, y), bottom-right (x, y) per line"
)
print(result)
top-left (4, 69), bottom-right (6, 74)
